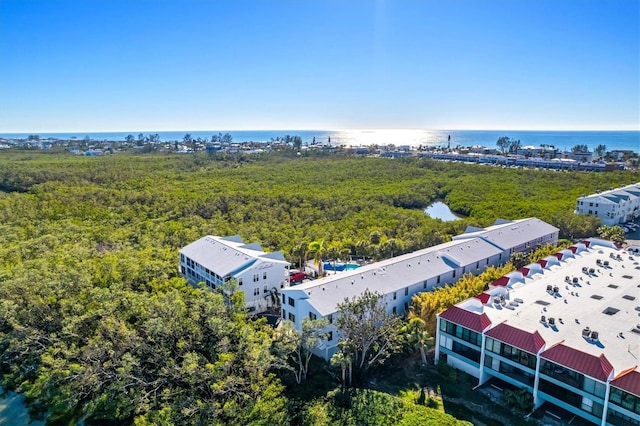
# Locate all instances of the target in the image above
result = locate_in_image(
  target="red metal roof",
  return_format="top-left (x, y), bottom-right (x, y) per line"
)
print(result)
top-left (538, 259), bottom-right (548, 267)
top-left (553, 252), bottom-right (563, 260)
top-left (612, 368), bottom-right (640, 398)
top-left (439, 306), bottom-right (492, 333)
top-left (518, 267), bottom-right (530, 276)
top-left (541, 343), bottom-right (613, 382)
top-left (486, 323), bottom-right (545, 354)
top-left (475, 292), bottom-right (491, 304)
top-left (582, 240), bottom-right (591, 247)
top-left (492, 276), bottom-right (510, 287)
top-left (569, 246), bottom-right (578, 253)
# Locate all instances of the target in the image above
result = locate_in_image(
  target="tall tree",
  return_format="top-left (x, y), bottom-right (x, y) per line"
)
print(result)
top-left (571, 144), bottom-right (589, 153)
top-left (595, 144), bottom-right (607, 158)
top-left (509, 139), bottom-right (521, 154)
top-left (496, 136), bottom-right (511, 154)
top-left (272, 318), bottom-right (328, 384)
top-left (293, 136), bottom-right (302, 152)
top-left (401, 317), bottom-right (433, 365)
top-left (221, 133), bottom-right (233, 143)
top-left (307, 240), bottom-right (325, 277)
top-left (289, 241), bottom-right (308, 270)
top-left (335, 289), bottom-right (402, 384)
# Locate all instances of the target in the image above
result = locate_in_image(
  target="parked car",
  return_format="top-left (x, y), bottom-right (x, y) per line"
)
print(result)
top-left (289, 270), bottom-right (307, 283)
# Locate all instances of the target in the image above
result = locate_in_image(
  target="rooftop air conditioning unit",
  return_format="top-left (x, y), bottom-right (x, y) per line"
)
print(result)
top-left (590, 331), bottom-right (599, 340)
top-left (548, 317), bottom-right (555, 326)
top-left (582, 327), bottom-right (591, 336)
top-left (540, 315), bottom-right (546, 323)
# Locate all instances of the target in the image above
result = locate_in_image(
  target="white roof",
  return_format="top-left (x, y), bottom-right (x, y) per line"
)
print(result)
top-left (459, 239), bottom-right (640, 373)
top-left (180, 235), bottom-right (288, 277)
top-left (453, 218), bottom-right (559, 251)
top-left (286, 238), bottom-right (502, 316)
top-left (580, 183), bottom-right (640, 202)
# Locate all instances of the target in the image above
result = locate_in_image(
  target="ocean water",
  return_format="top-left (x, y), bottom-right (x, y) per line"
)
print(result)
top-left (1, 129), bottom-right (638, 152)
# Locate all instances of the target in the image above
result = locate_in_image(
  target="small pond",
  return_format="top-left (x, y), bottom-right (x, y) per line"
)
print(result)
top-left (424, 201), bottom-right (462, 221)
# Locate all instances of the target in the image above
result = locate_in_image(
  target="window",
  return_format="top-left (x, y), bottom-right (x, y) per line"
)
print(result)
top-left (253, 288), bottom-right (260, 296)
top-left (288, 312), bottom-right (296, 322)
top-left (392, 306), bottom-right (397, 315)
top-left (288, 297), bottom-right (295, 307)
top-left (238, 278), bottom-right (243, 286)
top-left (282, 308), bottom-right (286, 319)
top-left (583, 377), bottom-right (606, 398)
top-left (309, 312), bottom-right (317, 320)
top-left (451, 341), bottom-right (481, 363)
top-left (327, 331), bottom-right (333, 341)
top-left (253, 274), bottom-right (259, 282)
top-left (327, 314), bottom-right (333, 324)
top-left (437, 275), bottom-right (441, 284)
top-left (393, 292), bottom-right (397, 300)
top-left (181, 266), bottom-right (185, 274)
top-left (180, 254), bottom-right (185, 262)
top-left (423, 280), bottom-right (427, 289)
top-left (263, 272), bottom-right (267, 280)
top-left (484, 354), bottom-right (493, 368)
top-left (263, 285), bottom-right (268, 294)
top-left (282, 294), bottom-right (286, 304)
top-left (404, 287), bottom-right (409, 296)
top-left (452, 270), bottom-right (456, 278)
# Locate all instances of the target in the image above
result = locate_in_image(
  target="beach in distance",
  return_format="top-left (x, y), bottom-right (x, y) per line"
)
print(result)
top-left (1, 129), bottom-right (638, 153)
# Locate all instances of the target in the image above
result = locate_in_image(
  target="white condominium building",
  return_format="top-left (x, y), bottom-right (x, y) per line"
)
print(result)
top-left (281, 218), bottom-right (559, 360)
top-left (179, 235), bottom-right (290, 313)
top-left (436, 238), bottom-right (640, 425)
top-left (575, 183), bottom-right (640, 226)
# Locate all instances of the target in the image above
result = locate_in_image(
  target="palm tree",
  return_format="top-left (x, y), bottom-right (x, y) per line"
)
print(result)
top-left (307, 240), bottom-right (325, 277)
top-left (402, 317), bottom-right (434, 365)
top-left (289, 242), bottom-right (308, 270)
top-left (265, 286), bottom-right (281, 311)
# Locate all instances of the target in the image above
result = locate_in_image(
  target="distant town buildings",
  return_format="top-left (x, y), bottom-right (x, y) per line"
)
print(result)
top-left (179, 235), bottom-right (290, 313)
top-left (0, 135), bottom-right (635, 171)
top-left (575, 183), bottom-right (640, 226)
top-left (280, 218), bottom-right (558, 360)
top-left (435, 238), bottom-right (640, 425)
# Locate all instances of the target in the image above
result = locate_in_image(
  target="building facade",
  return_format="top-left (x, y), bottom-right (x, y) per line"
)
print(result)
top-left (575, 183), bottom-right (640, 226)
top-left (436, 238), bottom-right (640, 425)
top-left (179, 235), bottom-right (290, 313)
top-left (281, 218), bottom-right (559, 360)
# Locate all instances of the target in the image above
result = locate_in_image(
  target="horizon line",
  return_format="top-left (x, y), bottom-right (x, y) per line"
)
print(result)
top-left (1, 128), bottom-right (639, 134)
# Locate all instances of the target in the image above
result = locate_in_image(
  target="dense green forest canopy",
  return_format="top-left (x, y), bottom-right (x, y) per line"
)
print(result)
top-left (0, 151), bottom-right (637, 424)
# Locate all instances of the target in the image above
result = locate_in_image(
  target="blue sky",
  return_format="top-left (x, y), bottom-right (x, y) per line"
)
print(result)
top-left (0, 0), bottom-right (638, 132)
